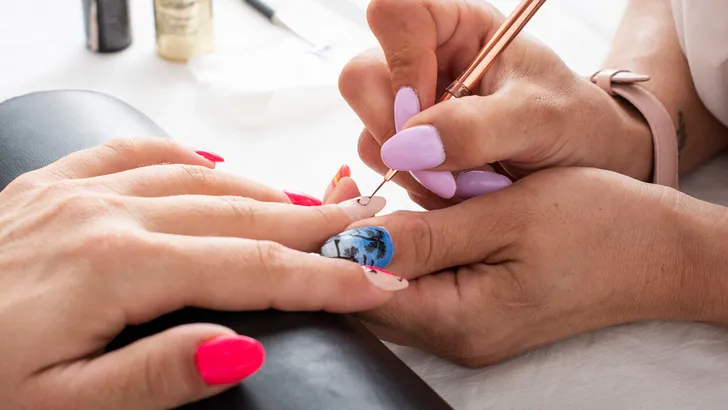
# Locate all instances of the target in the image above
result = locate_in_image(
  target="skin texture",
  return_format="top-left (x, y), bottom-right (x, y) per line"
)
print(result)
top-left (0, 138), bottom-right (398, 410)
top-left (335, 167), bottom-right (728, 367)
top-left (338, 0), bottom-right (728, 209)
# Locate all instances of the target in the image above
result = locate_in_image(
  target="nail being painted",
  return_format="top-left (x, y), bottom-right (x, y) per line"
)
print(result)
top-left (357, 196), bottom-right (372, 206)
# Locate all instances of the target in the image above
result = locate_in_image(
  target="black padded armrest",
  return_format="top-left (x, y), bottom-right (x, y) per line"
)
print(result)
top-left (0, 91), bottom-right (453, 410)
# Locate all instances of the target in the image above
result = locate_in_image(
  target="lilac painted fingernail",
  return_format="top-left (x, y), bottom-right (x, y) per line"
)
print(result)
top-left (412, 170), bottom-right (457, 199)
top-left (381, 125), bottom-right (445, 171)
top-left (455, 171), bottom-right (513, 198)
top-left (394, 87), bottom-right (421, 132)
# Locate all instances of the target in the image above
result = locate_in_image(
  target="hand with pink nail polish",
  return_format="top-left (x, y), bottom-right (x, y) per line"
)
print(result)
top-left (339, 0), bottom-right (665, 204)
top-left (325, 167), bottom-right (728, 369)
top-left (0, 138), bottom-right (406, 409)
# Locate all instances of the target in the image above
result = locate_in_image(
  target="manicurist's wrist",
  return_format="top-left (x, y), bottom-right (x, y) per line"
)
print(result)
top-left (578, 77), bottom-right (654, 182)
top-left (610, 97), bottom-right (654, 182)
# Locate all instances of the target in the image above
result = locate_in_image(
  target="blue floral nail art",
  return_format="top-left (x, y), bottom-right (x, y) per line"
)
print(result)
top-left (320, 227), bottom-right (394, 269)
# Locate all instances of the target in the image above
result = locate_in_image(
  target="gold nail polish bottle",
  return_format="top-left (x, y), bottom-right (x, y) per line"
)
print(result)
top-left (153, 0), bottom-right (214, 62)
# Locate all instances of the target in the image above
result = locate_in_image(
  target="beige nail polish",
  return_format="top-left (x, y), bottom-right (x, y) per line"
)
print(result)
top-left (338, 196), bottom-right (386, 221)
top-left (363, 266), bottom-right (408, 291)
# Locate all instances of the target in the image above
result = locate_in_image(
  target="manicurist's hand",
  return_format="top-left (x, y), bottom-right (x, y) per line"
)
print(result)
top-left (339, 0), bottom-right (654, 204)
top-left (0, 138), bottom-right (406, 410)
top-left (320, 167), bottom-right (728, 366)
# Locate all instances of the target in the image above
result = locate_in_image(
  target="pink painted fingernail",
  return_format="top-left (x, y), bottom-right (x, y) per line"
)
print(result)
top-left (455, 171), bottom-right (513, 198)
top-left (394, 87), bottom-right (421, 132)
top-left (412, 170), bottom-right (457, 199)
top-left (195, 150), bottom-right (225, 163)
top-left (363, 266), bottom-right (408, 291)
top-left (284, 190), bottom-right (323, 206)
top-left (381, 125), bottom-right (445, 171)
top-left (195, 335), bottom-right (265, 385)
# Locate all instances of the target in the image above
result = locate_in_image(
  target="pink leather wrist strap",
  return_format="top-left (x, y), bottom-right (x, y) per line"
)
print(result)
top-left (590, 69), bottom-right (679, 189)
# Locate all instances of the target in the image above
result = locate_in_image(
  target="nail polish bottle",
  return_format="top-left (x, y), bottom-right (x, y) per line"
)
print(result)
top-left (82, 0), bottom-right (132, 53)
top-left (153, 0), bottom-right (214, 62)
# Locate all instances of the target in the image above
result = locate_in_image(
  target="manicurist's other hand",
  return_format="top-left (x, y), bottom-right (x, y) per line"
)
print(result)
top-left (339, 0), bottom-right (653, 204)
top-left (320, 167), bottom-right (728, 366)
top-left (0, 138), bottom-right (405, 410)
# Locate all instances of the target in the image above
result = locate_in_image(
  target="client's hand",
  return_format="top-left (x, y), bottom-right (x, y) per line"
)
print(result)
top-left (321, 167), bottom-right (715, 366)
top-left (0, 138), bottom-right (406, 410)
top-left (339, 0), bottom-right (652, 204)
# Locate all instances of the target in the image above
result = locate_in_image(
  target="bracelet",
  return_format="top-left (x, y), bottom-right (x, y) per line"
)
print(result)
top-left (590, 69), bottom-right (679, 189)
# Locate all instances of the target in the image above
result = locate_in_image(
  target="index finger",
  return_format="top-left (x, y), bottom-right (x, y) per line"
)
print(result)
top-left (35, 137), bottom-right (215, 181)
top-left (134, 235), bottom-right (409, 319)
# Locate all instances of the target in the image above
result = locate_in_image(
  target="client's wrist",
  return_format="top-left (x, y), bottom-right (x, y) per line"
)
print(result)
top-left (640, 194), bottom-right (728, 325)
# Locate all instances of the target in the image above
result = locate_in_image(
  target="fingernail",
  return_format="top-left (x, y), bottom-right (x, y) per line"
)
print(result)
top-left (320, 227), bottom-right (394, 268)
top-left (195, 335), bottom-right (265, 386)
top-left (195, 150), bottom-right (225, 163)
top-left (337, 196), bottom-right (386, 221)
top-left (381, 125), bottom-right (445, 171)
top-left (284, 190), bottom-right (323, 206)
top-left (395, 87), bottom-right (421, 133)
top-left (455, 171), bottom-right (513, 198)
top-left (363, 266), bottom-right (408, 291)
top-left (325, 164), bottom-right (351, 197)
top-left (412, 170), bottom-right (457, 199)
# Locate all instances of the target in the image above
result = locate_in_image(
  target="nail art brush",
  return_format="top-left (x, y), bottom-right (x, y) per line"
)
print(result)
top-left (243, 0), bottom-right (330, 54)
top-left (368, 0), bottom-right (548, 198)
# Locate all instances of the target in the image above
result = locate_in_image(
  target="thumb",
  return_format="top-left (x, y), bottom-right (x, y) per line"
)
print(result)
top-left (64, 325), bottom-right (264, 410)
top-left (366, 0), bottom-right (503, 108)
top-left (320, 191), bottom-right (519, 279)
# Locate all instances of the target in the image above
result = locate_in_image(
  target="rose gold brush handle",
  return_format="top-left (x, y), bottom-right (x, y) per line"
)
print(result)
top-left (370, 0), bottom-right (547, 197)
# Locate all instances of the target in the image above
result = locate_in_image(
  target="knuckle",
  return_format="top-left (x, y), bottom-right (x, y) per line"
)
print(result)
top-left (390, 211), bottom-right (435, 269)
top-left (439, 99), bottom-right (490, 165)
top-left (253, 240), bottom-right (287, 275)
top-left (218, 195), bottom-right (257, 221)
top-left (338, 50), bottom-right (380, 102)
top-left (172, 164), bottom-right (216, 192)
top-left (366, 0), bottom-right (397, 27)
top-left (65, 226), bottom-right (145, 271)
top-left (7, 171), bottom-right (42, 193)
top-left (102, 138), bottom-right (140, 159)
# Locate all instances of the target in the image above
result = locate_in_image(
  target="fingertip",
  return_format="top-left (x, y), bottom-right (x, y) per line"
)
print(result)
top-left (196, 334), bottom-right (265, 386)
top-left (325, 177), bottom-right (361, 205)
top-left (283, 190), bottom-right (323, 207)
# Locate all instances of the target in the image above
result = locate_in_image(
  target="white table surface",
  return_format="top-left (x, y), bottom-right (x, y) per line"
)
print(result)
top-left (3, 1), bottom-right (728, 409)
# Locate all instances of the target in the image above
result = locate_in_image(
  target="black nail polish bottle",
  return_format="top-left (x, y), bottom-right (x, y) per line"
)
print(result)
top-left (82, 0), bottom-right (132, 53)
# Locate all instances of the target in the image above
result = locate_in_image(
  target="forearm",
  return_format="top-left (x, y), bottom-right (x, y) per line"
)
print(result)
top-left (602, 0), bottom-right (728, 175)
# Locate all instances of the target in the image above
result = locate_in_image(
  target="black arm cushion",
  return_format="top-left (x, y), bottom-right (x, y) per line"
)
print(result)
top-left (0, 90), bottom-right (453, 410)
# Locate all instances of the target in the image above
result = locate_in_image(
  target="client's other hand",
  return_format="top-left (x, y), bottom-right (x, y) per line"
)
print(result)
top-left (321, 167), bottom-right (714, 366)
top-left (0, 138), bottom-right (406, 410)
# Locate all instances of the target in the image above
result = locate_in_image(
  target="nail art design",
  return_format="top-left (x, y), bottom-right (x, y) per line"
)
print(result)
top-left (320, 227), bottom-right (394, 268)
top-left (284, 190), bottom-right (323, 207)
top-left (195, 150), bottom-right (225, 163)
top-left (325, 165), bottom-right (351, 198)
top-left (331, 165), bottom-right (351, 189)
top-left (363, 266), bottom-right (408, 291)
top-left (338, 196), bottom-right (386, 221)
